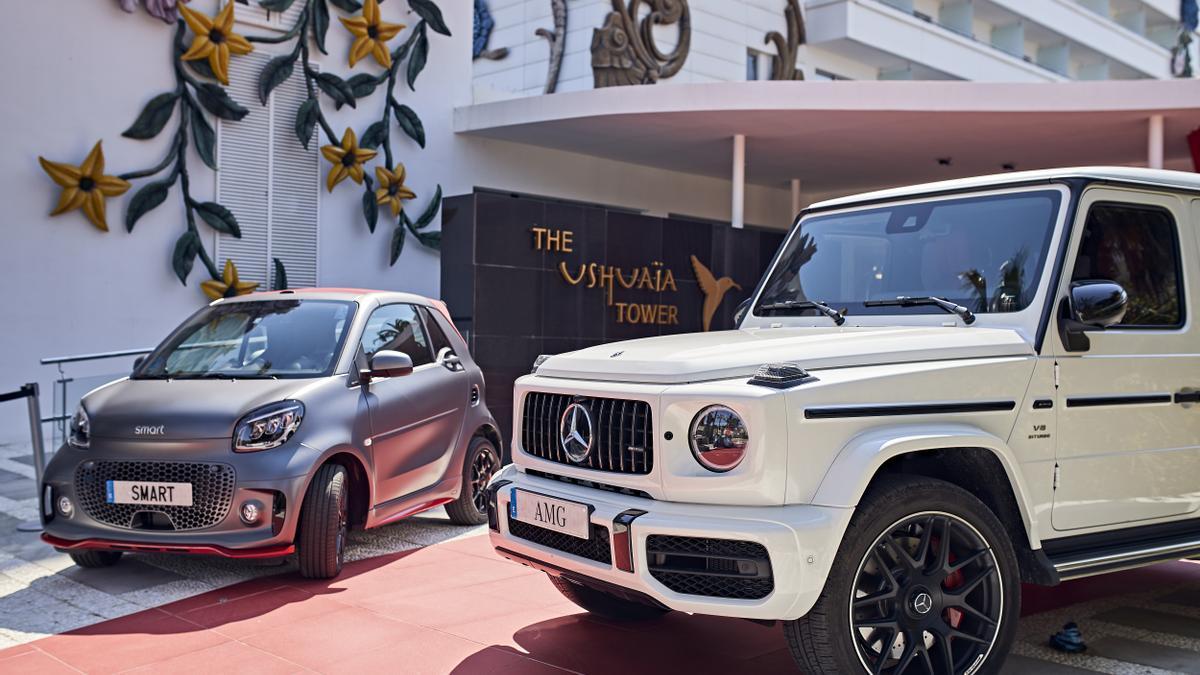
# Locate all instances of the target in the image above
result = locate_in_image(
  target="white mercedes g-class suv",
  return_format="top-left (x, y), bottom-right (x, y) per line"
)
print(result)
top-left (486, 167), bottom-right (1200, 674)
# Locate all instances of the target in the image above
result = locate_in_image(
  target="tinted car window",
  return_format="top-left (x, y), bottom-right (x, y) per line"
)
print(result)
top-left (360, 304), bottom-right (433, 366)
top-left (421, 307), bottom-right (454, 356)
top-left (1072, 204), bottom-right (1183, 327)
top-left (136, 300), bottom-right (354, 379)
top-left (758, 191), bottom-right (1062, 317)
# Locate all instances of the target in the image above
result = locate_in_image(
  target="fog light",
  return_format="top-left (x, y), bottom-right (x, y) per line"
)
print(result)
top-left (57, 496), bottom-right (73, 517)
top-left (240, 500), bottom-right (263, 525)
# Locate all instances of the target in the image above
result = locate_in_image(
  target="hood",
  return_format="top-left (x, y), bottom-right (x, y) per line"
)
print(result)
top-left (81, 377), bottom-right (322, 440)
top-left (535, 327), bottom-right (1033, 384)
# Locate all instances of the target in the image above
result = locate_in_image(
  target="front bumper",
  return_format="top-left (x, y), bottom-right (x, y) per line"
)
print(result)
top-left (40, 441), bottom-right (316, 555)
top-left (487, 465), bottom-right (853, 620)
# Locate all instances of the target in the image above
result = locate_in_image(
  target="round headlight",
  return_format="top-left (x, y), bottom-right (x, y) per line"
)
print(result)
top-left (689, 405), bottom-right (749, 472)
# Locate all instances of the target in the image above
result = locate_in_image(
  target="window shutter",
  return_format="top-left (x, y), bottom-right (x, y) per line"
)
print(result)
top-left (216, 51), bottom-right (319, 290)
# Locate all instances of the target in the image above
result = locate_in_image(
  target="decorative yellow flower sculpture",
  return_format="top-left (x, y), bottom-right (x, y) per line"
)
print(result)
top-left (375, 165), bottom-right (416, 217)
top-left (321, 128), bottom-right (377, 192)
top-left (201, 260), bottom-right (259, 301)
top-left (179, 2), bottom-right (254, 86)
top-left (341, 0), bottom-right (405, 69)
top-left (38, 141), bottom-right (131, 232)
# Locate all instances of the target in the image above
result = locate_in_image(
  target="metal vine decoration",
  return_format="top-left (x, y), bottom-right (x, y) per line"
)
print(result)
top-left (765, 0), bottom-right (806, 81)
top-left (537, 0), bottom-right (567, 94)
top-left (591, 0), bottom-right (690, 88)
top-left (251, 0), bottom-right (449, 265)
top-left (39, 0), bottom-right (448, 303)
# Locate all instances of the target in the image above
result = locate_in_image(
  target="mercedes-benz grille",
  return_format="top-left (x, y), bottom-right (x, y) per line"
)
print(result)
top-left (75, 460), bottom-right (236, 531)
top-left (521, 392), bottom-right (653, 475)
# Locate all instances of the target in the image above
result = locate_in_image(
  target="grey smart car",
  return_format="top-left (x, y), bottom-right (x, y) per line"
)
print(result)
top-left (40, 289), bottom-right (503, 578)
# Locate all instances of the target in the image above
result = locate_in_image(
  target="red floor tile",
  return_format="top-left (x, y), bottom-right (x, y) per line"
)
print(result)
top-left (0, 649), bottom-right (81, 675)
top-left (241, 605), bottom-right (425, 670)
top-left (120, 640), bottom-right (305, 675)
top-left (172, 586), bottom-right (351, 640)
top-left (35, 609), bottom-right (229, 675)
top-left (319, 625), bottom-right (498, 675)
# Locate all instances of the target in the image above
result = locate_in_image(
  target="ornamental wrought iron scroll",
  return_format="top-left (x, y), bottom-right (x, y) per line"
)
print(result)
top-left (765, 0), bottom-right (806, 80)
top-left (591, 0), bottom-right (691, 88)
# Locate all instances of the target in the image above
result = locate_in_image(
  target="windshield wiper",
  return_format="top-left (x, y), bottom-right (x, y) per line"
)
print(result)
top-left (758, 300), bottom-right (846, 326)
top-left (863, 296), bottom-right (976, 325)
top-left (172, 372), bottom-right (239, 380)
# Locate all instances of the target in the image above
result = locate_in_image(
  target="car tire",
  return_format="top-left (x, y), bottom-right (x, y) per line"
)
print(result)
top-left (548, 574), bottom-right (670, 621)
top-left (445, 435), bottom-right (500, 526)
top-left (68, 550), bottom-right (123, 568)
top-left (297, 463), bottom-right (349, 580)
top-left (784, 475), bottom-right (1019, 675)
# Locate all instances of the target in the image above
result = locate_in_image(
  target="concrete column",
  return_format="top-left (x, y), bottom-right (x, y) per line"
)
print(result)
top-left (1148, 115), bottom-right (1164, 170)
top-left (791, 179), bottom-right (803, 220)
top-left (732, 134), bottom-right (746, 229)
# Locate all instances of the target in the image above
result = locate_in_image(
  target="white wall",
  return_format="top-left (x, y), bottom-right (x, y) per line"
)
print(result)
top-left (0, 0), bottom-right (454, 447)
top-left (0, 1), bottom-right (792, 449)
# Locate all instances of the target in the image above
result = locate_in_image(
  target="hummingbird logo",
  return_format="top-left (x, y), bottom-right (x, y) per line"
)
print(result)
top-left (691, 255), bottom-right (742, 332)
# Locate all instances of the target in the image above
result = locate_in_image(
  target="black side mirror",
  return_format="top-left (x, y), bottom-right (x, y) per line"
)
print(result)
top-left (367, 350), bottom-right (414, 379)
top-left (1059, 280), bottom-right (1128, 352)
top-left (132, 356), bottom-right (145, 373)
top-left (733, 299), bottom-right (752, 327)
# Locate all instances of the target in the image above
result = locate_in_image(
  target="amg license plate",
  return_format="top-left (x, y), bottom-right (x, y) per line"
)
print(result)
top-left (510, 489), bottom-right (591, 540)
top-left (106, 480), bottom-right (193, 507)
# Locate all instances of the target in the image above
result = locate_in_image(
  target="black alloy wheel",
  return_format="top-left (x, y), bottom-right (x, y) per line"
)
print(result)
top-left (471, 444), bottom-right (499, 514)
top-left (850, 512), bottom-right (1003, 674)
top-left (446, 436), bottom-right (501, 525)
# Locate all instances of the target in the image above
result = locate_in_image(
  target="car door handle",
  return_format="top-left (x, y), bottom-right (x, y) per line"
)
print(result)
top-left (1176, 391), bottom-right (1200, 404)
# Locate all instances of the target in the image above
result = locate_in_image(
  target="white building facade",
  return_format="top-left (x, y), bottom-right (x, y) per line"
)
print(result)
top-left (0, 0), bottom-right (1196, 449)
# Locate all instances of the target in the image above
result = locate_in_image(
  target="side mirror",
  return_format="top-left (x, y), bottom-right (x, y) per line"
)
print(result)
top-left (367, 350), bottom-right (413, 379)
top-left (1071, 280), bottom-right (1128, 328)
top-left (733, 299), bottom-right (752, 327)
top-left (132, 356), bottom-right (145, 372)
top-left (1059, 280), bottom-right (1128, 352)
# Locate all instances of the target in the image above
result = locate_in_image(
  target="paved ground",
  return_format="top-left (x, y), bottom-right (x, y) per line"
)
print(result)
top-left (5, 442), bottom-right (1200, 672)
top-left (4, 530), bottom-right (1200, 673)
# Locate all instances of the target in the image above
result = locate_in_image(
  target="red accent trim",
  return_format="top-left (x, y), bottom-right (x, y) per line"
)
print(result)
top-left (41, 533), bottom-right (294, 559)
top-left (373, 498), bottom-right (454, 528)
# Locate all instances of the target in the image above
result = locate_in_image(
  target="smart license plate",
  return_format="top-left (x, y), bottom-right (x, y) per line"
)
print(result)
top-left (510, 489), bottom-right (591, 540)
top-left (106, 481), bottom-right (193, 507)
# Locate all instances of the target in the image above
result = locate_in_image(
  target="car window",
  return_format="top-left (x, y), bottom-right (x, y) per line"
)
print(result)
top-left (360, 304), bottom-right (433, 367)
top-left (135, 300), bottom-right (355, 379)
top-left (421, 307), bottom-right (454, 356)
top-left (1072, 203), bottom-right (1183, 327)
top-left (758, 191), bottom-right (1061, 316)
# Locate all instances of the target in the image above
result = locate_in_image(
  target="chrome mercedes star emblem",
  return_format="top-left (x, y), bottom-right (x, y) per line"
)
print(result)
top-left (559, 403), bottom-right (594, 463)
top-left (912, 592), bottom-right (934, 615)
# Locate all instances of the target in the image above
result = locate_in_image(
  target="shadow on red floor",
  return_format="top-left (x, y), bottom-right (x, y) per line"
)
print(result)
top-left (3, 535), bottom-right (1200, 674)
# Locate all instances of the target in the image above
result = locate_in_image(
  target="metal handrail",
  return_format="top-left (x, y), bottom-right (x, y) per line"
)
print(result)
top-left (40, 347), bottom-right (154, 366)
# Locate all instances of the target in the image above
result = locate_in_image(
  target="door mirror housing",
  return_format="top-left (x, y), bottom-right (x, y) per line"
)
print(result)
top-left (367, 350), bottom-right (414, 379)
top-left (132, 356), bottom-right (145, 373)
top-left (1070, 280), bottom-right (1128, 328)
top-left (1059, 280), bottom-right (1128, 352)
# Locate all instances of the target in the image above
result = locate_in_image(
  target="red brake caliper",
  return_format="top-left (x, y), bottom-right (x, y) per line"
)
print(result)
top-left (938, 538), bottom-right (965, 629)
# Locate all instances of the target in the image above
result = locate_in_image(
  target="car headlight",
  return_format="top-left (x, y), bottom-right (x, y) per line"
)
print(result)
top-left (689, 405), bottom-right (749, 472)
top-left (234, 401), bottom-right (304, 453)
top-left (68, 405), bottom-right (90, 449)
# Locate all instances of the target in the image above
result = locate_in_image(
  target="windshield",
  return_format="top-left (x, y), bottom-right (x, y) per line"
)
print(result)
top-left (134, 300), bottom-right (355, 379)
top-left (756, 190), bottom-right (1063, 319)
